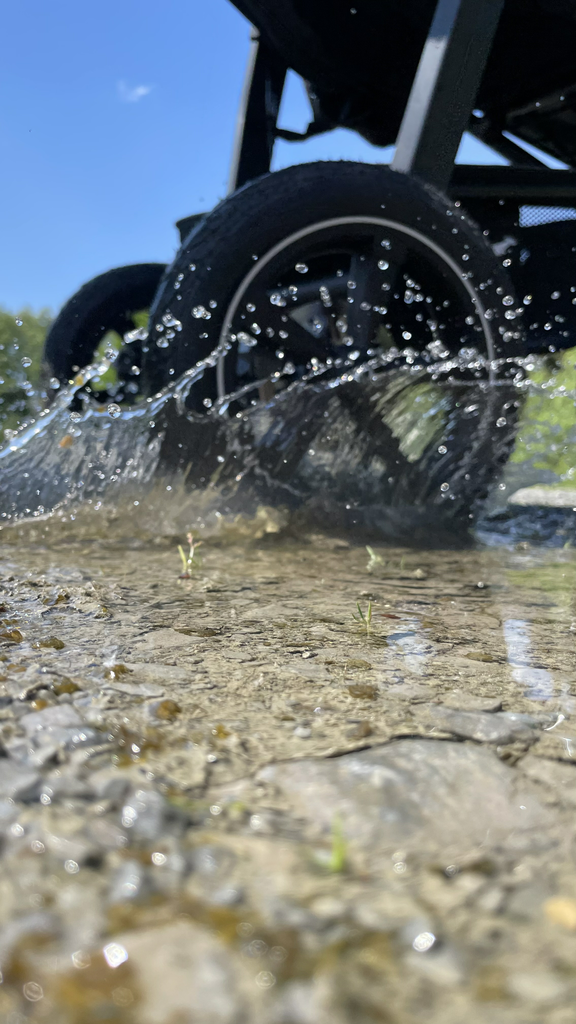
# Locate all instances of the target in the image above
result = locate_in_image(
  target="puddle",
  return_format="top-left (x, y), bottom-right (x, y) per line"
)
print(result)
top-left (2, 326), bottom-right (576, 1021)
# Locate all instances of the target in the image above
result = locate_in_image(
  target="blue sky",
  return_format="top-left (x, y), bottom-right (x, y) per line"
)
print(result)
top-left (1, 0), bottom-right (507, 314)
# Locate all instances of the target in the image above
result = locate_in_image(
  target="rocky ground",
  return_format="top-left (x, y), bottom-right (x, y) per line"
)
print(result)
top-left (0, 524), bottom-right (576, 1023)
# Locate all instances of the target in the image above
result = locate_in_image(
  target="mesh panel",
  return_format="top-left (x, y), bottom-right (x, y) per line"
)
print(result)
top-left (519, 205), bottom-right (576, 227)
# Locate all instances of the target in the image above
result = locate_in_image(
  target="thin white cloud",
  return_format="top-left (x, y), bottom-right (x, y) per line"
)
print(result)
top-left (117, 80), bottom-right (153, 104)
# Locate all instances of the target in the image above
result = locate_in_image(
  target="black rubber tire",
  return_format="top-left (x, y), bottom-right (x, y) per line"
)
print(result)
top-left (141, 161), bottom-right (522, 402)
top-left (43, 263), bottom-right (166, 383)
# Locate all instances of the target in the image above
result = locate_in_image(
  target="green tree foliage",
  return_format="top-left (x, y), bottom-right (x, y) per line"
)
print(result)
top-left (0, 308), bottom-right (52, 436)
top-left (511, 348), bottom-right (576, 484)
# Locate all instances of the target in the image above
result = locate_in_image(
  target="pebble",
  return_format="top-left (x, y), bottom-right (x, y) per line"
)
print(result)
top-left (0, 760), bottom-right (40, 801)
top-left (426, 705), bottom-right (545, 744)
top-left (115, 920), bottom-right (242, 1024)
top-left (507, 970), bottom-right (568, 1004)
top-left (20, 704), bottom-right (84, 735)
top-left (293, 725), bottom-right (312, 739)
top-left (543, 896), bottom-right (576, 931)
top-left (258, 739), bottom-right (551, 862)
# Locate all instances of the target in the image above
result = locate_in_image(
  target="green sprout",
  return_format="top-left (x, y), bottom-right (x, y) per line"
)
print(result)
top-left (353, 600), bottom-right (373, 633)
top-left (366, 545), bottom-right (384, 572)
top-left (178, 532), bottom-right (203, 578)
top-left (328, 815), bottom-right (347, 873)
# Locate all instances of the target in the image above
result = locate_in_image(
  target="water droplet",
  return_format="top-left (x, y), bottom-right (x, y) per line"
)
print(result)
top-left (23, 982), bottom-right (43, 1002)
top-left (255, 970), bottom-right (276, 989)
top-left (465, 315), bottom-right (475, 325)
top-left (295, 263), bottom-right (308, 274)
top-left (21, 356), bottom-right (32, 368)
top-left (246, 302), bottom-right (256, 312)
top-left (192, 305), bottom-right (211, 320)
top-left (203, 397), bottom-right (213, 408)
top-left (380, 239), bottom-right (391, 249)
top-left (156, 337), bottom-right (169, 348)
top-left (250, 323), bottom-right (261, 335)
top-left (347, 280), bottom-right (356, 289)
top-left (440, 482), bottom-right (449, 492)
top-left (438, 445), bottom-right (447, 454)
top-left (103, 943), bottom-right (129, 969)
top-left (124, 326), bottom-right (148, 344)
top-left (378, 260), bottom-right (389, 270)
top-left (237, 332), bottom-right (257, 348)
top-left (14, 318), bottom-right (23, 327)
top-left (107, 404), bottom-right (122, 419)
top-left (496, 416), bottom-right (507, 427)
top-left (49, 377), bottom-right (60, 389)
top-left (162, 313), bottom-right (182, 329)
top-left (523, 294), bottom-right (532, 305)
top-left (270, 293), bottom-right (286, 307)
top-left (502, 295), bottom-right (514, 306)
top-left (412, 932), bottom-right (435, 952)
top-left (502, 258), bottom-right (512, 267)
top-left (189, 263), bottom-right (196, 271)
top-left (360, 301), bottom-right (371, 311)
top-left (402, 331), bottom-right (412, 341)
top-left (279, 330), bottom-right (289, 339)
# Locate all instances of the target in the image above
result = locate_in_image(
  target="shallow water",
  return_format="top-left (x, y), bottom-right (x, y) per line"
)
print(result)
top-left (2, 339), bottom-right (576, 1021)
top-left (1, 522), bottom-right (576, 1023)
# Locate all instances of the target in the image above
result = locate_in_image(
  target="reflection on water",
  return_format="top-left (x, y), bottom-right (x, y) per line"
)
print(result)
top-left (503, 617), bottom-right (555, 700)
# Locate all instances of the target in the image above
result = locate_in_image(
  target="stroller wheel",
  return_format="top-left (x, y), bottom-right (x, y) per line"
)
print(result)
top-left (139, 161), bottom-right (525, 517)
top-left (42, 262), bottom-right (166, 391)
top-left (139, 160), bottom-right (524, 408)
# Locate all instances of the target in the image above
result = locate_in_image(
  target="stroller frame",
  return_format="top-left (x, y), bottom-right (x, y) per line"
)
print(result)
top-left (229, 0), bottom-right (576, 210)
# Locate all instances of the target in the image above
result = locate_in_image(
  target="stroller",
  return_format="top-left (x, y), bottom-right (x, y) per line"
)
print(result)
top-left (42, 0), bottom-right (576, 511)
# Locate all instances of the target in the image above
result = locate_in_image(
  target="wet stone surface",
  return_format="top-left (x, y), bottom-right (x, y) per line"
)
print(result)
top-left (1, 530), bottom-right (576, 1021)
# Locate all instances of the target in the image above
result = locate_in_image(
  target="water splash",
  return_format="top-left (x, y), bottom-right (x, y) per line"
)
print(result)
top-left (1, 331), bottom-right (576, 547)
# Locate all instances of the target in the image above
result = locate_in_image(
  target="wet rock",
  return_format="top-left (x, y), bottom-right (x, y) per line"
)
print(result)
top-left (518, 754), bottom-right (576, 806)
top-left (258, 739), bottom-right (552, 863)
top-left (42, 828), bottom-right (99, 866)
top-left (20, 703), bottom-right (103, 755)
top-left (0, 759), bottom-right (40, 801)
top-left (115, 919), bottom-right (250, 1024)
top-left (529, 728), bottom-right (576, 763)
top-left (442, 691), bottom-right (503, 713)
top-left (121, 787), bottom-right (169, 843)
top-left (507, 970), bottom-right (568, 1005)
top-left (123, 661), bottom-right (215, 691)
top-left (88, 767), bottom-right (134, 804)
top-left (186, 844), bottom-right (242, 906)
top-left (144, 742), bottom-right (207, 791)
top-left (0, 912), bottom-right (59, 970)
top-left (41, 772), bottom-right (92, 802)
top-left (86, 816), bottom-right (128, 851)
top-left (20, 704), bottom-right (84, 735)
top-left (424, 706), bottom-right (545, 744)
top-left (109, 859), bottom-right (149, 903)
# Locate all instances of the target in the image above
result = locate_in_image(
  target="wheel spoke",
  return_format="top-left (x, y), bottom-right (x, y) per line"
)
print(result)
top-left (241, 284), bottom-right (331, 362)
top-left (346, 253), bottom-right (384, 350)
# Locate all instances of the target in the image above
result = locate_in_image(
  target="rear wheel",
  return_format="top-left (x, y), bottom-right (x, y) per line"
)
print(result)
top-left (43, 262), bottom-right (166, 391)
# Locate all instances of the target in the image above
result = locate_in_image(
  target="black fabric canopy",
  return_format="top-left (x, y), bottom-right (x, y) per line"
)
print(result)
top-left (232, 0), bottom-right (576, 165)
